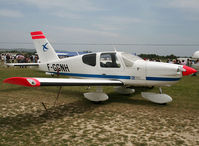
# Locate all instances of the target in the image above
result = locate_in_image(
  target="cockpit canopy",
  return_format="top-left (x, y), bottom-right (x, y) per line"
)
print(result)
top-left (81, 52), bottom-right (143, 68)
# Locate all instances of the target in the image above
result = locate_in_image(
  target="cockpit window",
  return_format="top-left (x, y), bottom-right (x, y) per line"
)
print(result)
top-left (82, 53), bottom-right (96, 66)
top-left (100, 53), bottom-right (120, 68)
top-left (121, 53), bottom-right (143, 67)
top-left (122, 53), bottom-right (143, 62)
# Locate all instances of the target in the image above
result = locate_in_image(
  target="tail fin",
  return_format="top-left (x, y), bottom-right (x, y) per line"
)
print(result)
top-left (31, 31), bottom-right (59, 63)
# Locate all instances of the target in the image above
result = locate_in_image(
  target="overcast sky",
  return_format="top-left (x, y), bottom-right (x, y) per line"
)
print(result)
top-left (0, 0), bottom-right (199, 56)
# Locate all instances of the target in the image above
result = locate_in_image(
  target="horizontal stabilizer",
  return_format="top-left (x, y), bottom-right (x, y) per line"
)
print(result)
top-left (6, 63), bottom-right (39, 66)
top-left (4, 77), bottom-right (123, 87)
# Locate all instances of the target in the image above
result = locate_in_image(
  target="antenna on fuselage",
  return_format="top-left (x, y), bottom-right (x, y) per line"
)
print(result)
top-left (114, 47), bottom-right (117, 52)
top-left (112, 44), bottom-right (117, 52)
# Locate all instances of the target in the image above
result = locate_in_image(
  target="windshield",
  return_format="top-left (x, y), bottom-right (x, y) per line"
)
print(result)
top-left (121, 53), bottom-right (143, 62)
top-left (121, 53), bottom-right (143, 67)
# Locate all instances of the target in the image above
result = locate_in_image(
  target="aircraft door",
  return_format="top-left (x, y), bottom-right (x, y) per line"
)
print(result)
top-left (99, 53), bottom-right (124, 75)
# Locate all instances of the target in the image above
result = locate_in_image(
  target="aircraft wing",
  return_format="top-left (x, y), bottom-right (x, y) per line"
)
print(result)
top-left (6, 63), bottom-right (39, 66)
top-left (3, 77), bottom-right (123, 87)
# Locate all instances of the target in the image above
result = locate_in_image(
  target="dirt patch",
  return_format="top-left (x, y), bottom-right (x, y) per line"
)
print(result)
top-left (0, 95), bottom-right (199, 145)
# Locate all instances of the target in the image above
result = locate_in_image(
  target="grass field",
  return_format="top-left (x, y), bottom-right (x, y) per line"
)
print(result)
top-left (0, 65), bottom-right (199, 145)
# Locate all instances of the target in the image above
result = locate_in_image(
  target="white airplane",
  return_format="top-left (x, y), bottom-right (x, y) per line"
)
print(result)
top-left (192, 50), bottom-right (199, 59)
top-left (4, 31), bottom-right (197, 104)
top-left (192, 50), bottom-right (199, 71)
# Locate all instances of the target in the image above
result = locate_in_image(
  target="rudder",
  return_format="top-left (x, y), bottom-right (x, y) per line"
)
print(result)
top-left (31, 31), bottom-right (59, 63)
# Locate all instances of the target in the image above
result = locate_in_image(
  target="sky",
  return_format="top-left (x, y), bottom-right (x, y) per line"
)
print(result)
top-left (0, 0), bottom-right (199, 56)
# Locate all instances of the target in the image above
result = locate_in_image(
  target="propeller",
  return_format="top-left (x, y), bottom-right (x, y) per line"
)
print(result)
top-left (182, 65), bottom-right (197, 76)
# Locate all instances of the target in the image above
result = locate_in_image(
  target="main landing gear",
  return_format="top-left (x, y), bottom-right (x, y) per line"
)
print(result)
top-left (84, 87), bottom-right (109, 102)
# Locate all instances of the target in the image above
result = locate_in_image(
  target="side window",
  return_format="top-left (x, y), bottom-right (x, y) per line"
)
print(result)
top-left (100, 53), bottom-right (120, 68)
top-left (82, 54), bottom-right (96, 66)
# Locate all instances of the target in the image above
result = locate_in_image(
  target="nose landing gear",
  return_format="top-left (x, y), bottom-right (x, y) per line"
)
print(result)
top-left (141, 87), bottom-right (172, 104)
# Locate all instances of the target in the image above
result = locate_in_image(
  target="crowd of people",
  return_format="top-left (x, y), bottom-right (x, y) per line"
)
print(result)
top-left (0, 53), bottom-right (39, 64)
top-left (166, 58), bottom-right (199, 67)
top-left (143, 57), bottom-right (199, 67)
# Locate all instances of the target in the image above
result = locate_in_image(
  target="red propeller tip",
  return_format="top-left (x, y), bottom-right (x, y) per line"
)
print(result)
top-left (182, 65), bottom-right (197, 76)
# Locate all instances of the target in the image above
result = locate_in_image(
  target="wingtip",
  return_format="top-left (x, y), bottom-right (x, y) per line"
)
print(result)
top-left (3, 77), bottom-right (40, 87)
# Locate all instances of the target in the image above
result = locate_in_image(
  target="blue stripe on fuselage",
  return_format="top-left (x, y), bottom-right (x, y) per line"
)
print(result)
top-left (50, 72), bottom-right (181, 81)
top-left (146, 77), bottom-right (181, 81)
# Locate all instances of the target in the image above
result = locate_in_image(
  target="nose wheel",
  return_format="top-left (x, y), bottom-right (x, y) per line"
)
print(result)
top-left (141, 87), bottom-right (172, 104)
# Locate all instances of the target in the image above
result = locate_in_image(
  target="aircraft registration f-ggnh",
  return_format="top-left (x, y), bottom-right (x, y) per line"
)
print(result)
top-left (4, 31), bottom-right (197, 104)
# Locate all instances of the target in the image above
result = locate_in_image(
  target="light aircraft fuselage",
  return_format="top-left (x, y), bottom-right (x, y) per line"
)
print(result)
top-left (38, 51), bottom-right (184, 87)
